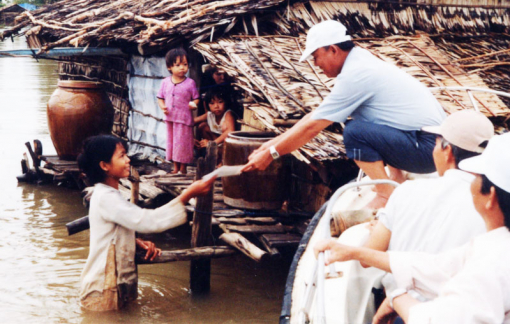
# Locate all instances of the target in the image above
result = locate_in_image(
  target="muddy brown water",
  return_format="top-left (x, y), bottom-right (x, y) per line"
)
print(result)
top-left (0, 32), bottom-right (292, 323)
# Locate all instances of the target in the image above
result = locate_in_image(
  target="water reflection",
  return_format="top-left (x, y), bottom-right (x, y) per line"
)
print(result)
top-left (0, 30), bottom-right (290, 323)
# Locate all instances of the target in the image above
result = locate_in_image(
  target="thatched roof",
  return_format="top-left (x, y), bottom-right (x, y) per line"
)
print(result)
top-left (0, 4), bottom-right (25, 14)
top-left (1, 0), bottom-right (289, 54)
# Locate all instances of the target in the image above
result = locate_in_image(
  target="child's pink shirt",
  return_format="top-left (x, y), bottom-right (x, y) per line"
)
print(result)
top-left (157, 77), bottom-right (199, 126)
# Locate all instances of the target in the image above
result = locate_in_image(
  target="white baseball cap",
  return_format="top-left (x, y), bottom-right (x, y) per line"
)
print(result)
top-left (459, 132), bottom-right (510, 193)
top-left (299, 20), bottom-right (351, 62)
top-left (422, 110), bottom-right (494, 153)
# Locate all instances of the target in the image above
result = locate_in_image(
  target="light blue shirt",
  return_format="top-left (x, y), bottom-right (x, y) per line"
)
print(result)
top-left (312, 47), bottom-right (446, 131)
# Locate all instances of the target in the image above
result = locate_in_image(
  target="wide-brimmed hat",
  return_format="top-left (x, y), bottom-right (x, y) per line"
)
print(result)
top-left (459, 132), bottom-right (510, 193)
top-left (299, 20), bottom-right (351, 62)
top-left (422, 110), bottom-right (494, 153)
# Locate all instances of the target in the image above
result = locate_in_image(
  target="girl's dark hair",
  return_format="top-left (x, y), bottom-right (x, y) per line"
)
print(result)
top-left (204, 88), bottom-right (229, 108)
top-left (77, 135), bottom-right (128, 185)
top-left (165, 48), bottom-right (188, 68)
top-left (481, 175), bottom-right (510, 229)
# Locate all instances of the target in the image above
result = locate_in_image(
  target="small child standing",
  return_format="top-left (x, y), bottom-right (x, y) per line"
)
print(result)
top-left (194, 89), bottom-right (236, 164)
top-left (77, 135), bottom-right (215, 311)
top-left (157, 48), bottom-right (200, 174)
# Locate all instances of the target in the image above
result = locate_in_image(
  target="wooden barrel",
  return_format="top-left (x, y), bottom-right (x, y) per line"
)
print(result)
top-left (47, 81), bottom-right (114, 160)
top-left (222, 131), bottom-right (289, 210)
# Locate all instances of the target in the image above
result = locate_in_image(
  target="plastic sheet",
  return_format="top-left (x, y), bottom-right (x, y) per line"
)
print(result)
top-left (127, 55), bottom-right (169, 160)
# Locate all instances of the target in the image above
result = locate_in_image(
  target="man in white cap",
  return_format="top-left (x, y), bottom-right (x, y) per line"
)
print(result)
top-left (362, 110), bottom-right (492, 322)
top-left (315, 132), bottom-right (510, 323)
top-left (242, 20), bottom-right (445, 208)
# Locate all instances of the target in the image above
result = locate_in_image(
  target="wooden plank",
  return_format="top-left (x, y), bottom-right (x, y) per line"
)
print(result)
top-left (258, 235), bottom-right (280, 258)
top-left (216, 217), bottom-right (248, 225)
top-left (260, 233), bottom-right (302, 247)
top-left (219, 232), bottom-right (268, 262)
top-left (136, 246), bottom-right (236, 264)
top-left (244, 217), bottom-right (278, 224)
top-left (222, 224), bottom-right (292, 234)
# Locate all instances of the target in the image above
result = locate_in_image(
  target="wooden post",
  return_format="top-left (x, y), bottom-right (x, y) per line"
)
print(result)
top-left (130, 166), bottom-right (140, 205)
top-left (190, 141), bottom-right (217, 294)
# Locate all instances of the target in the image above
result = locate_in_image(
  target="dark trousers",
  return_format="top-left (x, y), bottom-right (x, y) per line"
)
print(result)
top-left (343, 120), bottom-right (436, 174)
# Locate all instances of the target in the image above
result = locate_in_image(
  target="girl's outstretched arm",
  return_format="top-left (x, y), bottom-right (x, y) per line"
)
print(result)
top-left (194, 113), bottom-right (207, 125)
top-left (178, 176), bottom-right (217, 204)
top-left (314, 238), bottom-right (391, 272)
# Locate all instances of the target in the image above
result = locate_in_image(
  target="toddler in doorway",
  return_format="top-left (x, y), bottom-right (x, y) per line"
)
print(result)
top-left (157, 48), bottom-right (200, 174)
top-left (194, 88), bottom-right (236, 164)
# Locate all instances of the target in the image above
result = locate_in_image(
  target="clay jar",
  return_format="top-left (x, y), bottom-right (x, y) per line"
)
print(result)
top-left (222, 131), bottom-right (289, 210)
top-left (47, 81), bottom-right (114, 160)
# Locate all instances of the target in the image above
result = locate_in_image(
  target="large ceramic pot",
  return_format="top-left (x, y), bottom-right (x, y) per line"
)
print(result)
top-left (222, 131), bottom-right (289, 210)
top-left (47, 80), bottom-right (114, 160)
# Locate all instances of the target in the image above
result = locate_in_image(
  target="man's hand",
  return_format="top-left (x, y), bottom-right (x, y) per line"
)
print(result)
top-left (136, 238), bottom-right (161, 261)
top-left (241, 148), bottom-right (273, 172)
top-left (373, 297), bottom-right (397, 324)
top-left (314, 239), bottom-right (356, 265)
top-left (161, 106), bottom-right (168, 114)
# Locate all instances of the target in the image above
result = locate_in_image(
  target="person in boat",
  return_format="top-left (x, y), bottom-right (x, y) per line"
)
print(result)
top-left (362, 110), bottom-right (493, 322)
top-left (315, 132), bottom-right (510, 323)
top-left (77, 135), bottom-right (216, 311)
top-left (241, 19), bottom-right (445, 209)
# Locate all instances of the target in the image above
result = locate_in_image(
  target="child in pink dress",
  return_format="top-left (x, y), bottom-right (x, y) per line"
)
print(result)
top-left (157, 48), bottom-right (200, 174)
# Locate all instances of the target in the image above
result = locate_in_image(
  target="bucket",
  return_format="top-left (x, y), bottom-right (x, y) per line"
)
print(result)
top-left (47, 80), bottom-right (114, 160)
top-left (222, 131), bottom-right (289, 210)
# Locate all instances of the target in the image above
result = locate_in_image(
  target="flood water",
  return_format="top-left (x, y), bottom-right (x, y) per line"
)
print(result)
top-left (0, 31), bottom-right (291, 323)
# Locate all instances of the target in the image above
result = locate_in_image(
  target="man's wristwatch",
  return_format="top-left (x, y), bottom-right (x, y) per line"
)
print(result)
top-left (269, 145), bottom-right (280, 160)
top-left (389, 288), bottom-right (407, 309)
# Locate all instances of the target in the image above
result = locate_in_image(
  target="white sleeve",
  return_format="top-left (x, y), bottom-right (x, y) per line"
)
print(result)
top-left (389, 245), bottom-right (468, 298)
top-left (99, 190), bottom-right (187, 233)
top-left (407, 266), bottom-right (506, 324)
top-left (378, 184), bottom-right (407, 231)
top-left (311, 71), bottom-right (373, 123)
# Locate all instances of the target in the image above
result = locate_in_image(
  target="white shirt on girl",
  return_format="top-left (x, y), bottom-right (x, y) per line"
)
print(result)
top-left (80, 183), bottom-right (187, 303)
top-left (207, 110), bottom-right (232, 135)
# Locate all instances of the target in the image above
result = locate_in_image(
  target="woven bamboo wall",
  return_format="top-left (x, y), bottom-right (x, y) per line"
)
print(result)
top-left (58, 56), bottom-right (130, 139)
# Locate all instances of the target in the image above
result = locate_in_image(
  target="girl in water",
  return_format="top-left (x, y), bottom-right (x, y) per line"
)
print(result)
top-left (77, 135), bottom-right (215, 311)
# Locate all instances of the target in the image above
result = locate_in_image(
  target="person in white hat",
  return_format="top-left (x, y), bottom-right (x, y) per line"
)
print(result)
top-left (315, 132), bottom-right (510, 323)
top-left (242, 20), bottom-right (446, 209)
top-left (363, 110), bottom-right (492, 322)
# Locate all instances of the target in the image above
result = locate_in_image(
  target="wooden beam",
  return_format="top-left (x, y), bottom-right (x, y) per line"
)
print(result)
top-left (190, 141), bottom-right (217, 294)
top-left (220, 232), bottom-right (267, 262)
top-left (258, 235), bottom-right (280, 258)
top-left (136, 246), bottom-right (236, 264)
top-left (222, 224), bottom-right (292, 234)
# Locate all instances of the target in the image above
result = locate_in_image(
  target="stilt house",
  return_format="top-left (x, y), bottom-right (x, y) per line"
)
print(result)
top-left (2, 0), bottom-right (510, 212)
